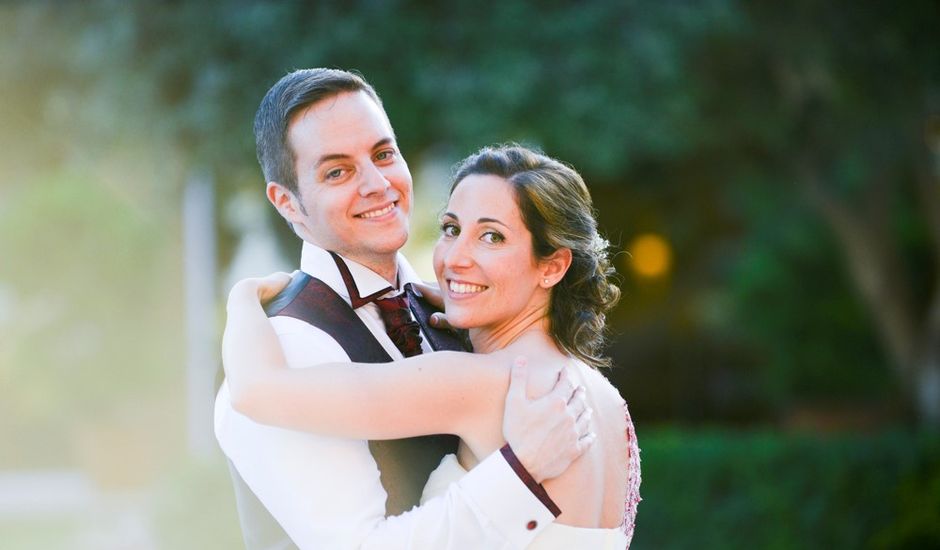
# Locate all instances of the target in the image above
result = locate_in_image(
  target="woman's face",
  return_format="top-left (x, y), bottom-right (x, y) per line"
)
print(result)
top-left (433, 174), bottom-right (546, 330)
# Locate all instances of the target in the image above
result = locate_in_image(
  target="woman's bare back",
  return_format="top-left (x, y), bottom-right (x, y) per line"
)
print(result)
top-left (543, 360), bottom-right (632, 528)
top-left (455, 337), bottom-right (638, 531)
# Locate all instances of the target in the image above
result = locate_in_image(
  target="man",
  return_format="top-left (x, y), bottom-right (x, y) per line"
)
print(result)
top-left (215, 68), bottom-right (591, 549)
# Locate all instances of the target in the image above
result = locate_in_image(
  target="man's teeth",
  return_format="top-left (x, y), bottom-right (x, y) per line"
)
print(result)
top-left (359, 204), bottom-right (395, 218)
top-left (449, 281), bottom-right (487, 294)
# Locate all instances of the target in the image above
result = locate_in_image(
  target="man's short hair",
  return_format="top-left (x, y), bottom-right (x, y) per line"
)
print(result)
top-left (254, 68), bottom-right (382, 195)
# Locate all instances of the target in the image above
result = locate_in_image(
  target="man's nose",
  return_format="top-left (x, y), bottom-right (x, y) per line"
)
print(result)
top-left (358, 162), bottom-right (391, 196)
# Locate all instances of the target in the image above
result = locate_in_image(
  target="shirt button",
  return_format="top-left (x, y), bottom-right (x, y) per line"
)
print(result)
top-left (527, 520), bottom-right (538, 530)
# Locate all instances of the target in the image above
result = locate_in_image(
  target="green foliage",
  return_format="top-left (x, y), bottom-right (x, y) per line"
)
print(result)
top-left (871, 436), bottom-right (940, 548)
top-left (0, 0), bottom-right (745, 177)
top-left (0, 173), bottom-right (183, 450)
top-left (633, 428), bottom-right (940, 550)
top-left (0, 3), bottom-right (935, 547)
top-left (722, 181), bottom-right (896, 405)
top-left (1, 0), bottom-right (937, 428)
top-left (0, 517), bottom-right (87, 550)
top-left (150, 457), bottom-right (244, 550)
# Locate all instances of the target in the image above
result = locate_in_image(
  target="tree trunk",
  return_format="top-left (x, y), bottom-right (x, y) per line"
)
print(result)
top-left (916, 353), bottom-right (940, 427)
top-left (914, 120), bottom-right (940, 428)
top-left (797, 163), bottom-right (939, 427)
top-left (183, 167), bottom-right (218, 457)
top-left (799, 169), bottom-right (917, 369)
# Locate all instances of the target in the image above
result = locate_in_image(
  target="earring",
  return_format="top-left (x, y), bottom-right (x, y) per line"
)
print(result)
top-left (543, 278), bottom-right (550, 285)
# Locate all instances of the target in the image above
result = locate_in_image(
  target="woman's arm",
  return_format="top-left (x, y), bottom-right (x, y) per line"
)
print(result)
top-left (222, 275), bottom-right (507, 441)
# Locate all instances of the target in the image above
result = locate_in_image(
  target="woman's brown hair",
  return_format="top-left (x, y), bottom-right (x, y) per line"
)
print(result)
top-left (451, 144), bottom-right (621, 368)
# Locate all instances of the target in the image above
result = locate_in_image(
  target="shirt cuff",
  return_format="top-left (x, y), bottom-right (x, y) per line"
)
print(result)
top-left (499, 444), bottom-right (562, 517)
top-left (458, 449), bottom-right (558, 549)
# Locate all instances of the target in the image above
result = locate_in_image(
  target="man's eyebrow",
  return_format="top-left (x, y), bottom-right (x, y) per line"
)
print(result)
top-left (314, 137), bottom-right (396, 169)
top-left (314, 153), bottom-right (349, 169)
top-left (372, 137), bottom-right (395, 150)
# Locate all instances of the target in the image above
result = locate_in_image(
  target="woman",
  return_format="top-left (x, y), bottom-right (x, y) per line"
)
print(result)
top-left (224, 144), bottom-right (641, 548)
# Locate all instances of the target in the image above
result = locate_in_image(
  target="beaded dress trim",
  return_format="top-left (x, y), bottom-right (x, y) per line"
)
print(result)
top-left (621, 402), bottom-right (642, 547)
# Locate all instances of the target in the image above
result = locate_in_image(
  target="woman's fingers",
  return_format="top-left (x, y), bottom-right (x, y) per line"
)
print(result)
top-left (257, 271), bottom-right (293, 303)
top-left (506, 356), bottom-right (529, 406)
top-left (429, 312), bottom-right (455, 330)
top-left (413, 281), bottom-right (445, 309)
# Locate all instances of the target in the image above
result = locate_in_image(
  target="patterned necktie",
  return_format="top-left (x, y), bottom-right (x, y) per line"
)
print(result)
top-left (374, 291), bottom-right (424, 357)
top-left (326, 251), bottom-right (424, 357)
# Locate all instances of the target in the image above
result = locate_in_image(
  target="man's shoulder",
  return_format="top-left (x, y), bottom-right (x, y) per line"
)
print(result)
top-left (268, 315), bottom-right (352, 365)
top-left (268, 313), bottom-right (325, 336)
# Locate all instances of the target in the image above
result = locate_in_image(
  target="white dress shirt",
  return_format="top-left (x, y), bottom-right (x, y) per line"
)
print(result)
top-left (215, 241), bottom-right (556, 549)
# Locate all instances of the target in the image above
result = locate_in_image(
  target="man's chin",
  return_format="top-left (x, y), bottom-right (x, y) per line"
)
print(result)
top-left (370, 231), bottom-right (409, 254)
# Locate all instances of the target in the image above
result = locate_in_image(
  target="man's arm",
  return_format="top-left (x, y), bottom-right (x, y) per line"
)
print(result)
top-left (219, 276), bottom-right (592, 549)
top-left (215, 321), bottom-right (391, 549)
top-left (357, 450), bottom-right (556, 550)
top-left (354, 358), bottom-right (592, 550)
top-left (221, 380), bottom-right (557, 549)
top-left (219, 322), bottom-right (590, 549)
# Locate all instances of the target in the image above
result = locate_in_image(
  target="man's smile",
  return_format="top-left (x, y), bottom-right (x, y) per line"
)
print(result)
top-left (354, 201), bottom-right (398, 219)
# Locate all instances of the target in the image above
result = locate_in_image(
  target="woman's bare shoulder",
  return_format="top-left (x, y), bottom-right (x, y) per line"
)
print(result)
top-left (422, 349), bottom-right (513, 392)
top-left (572, 360), bottom-right (627, 408)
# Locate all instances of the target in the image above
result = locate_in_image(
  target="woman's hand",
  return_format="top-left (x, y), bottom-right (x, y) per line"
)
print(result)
top-left (412, 281), bottom-right (444, 309)
top-left (255, 271), bottom-right (293, 303)
top-left (412, 281), bottom-right (455, 330)
top-left (228, 272), bottom-right (292, 312)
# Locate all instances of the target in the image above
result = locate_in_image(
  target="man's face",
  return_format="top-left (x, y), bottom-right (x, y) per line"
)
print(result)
top-left (277, 91), bottom-right (412, 266)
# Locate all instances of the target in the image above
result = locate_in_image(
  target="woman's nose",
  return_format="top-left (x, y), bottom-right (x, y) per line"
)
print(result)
top-left (444, 235), bottom-right (474, 269)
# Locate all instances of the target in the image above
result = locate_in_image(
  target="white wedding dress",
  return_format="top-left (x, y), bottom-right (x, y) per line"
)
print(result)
top-left (420, 396), bottom-right (642, 549)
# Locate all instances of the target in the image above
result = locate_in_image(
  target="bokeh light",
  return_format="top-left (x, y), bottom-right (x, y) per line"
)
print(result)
top-left (628, 233), bottom-right (672, 279)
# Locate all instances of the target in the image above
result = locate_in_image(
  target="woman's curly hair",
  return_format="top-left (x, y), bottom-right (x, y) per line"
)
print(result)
top-left (451, 144), bottom-right (621, 369)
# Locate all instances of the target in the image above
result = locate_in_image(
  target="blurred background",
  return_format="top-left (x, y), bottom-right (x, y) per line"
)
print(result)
top-left (1, 1), bottom-right (938, 548)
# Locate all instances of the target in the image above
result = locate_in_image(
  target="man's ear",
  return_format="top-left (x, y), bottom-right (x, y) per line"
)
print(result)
top-left (266, 181), bottom-right (303, 224)
top-left (539, 247), bottom-right (573, 288)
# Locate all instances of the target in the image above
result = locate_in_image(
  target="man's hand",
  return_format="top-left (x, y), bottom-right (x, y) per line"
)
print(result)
top-left (502, 357), bottom-right (594, 483)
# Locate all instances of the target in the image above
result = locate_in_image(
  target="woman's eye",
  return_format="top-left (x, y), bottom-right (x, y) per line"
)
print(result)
top-left (440, 222), bottom-right (459, 237)
top-left (325, 168), bottom-right (345, 180)
top-left (481, 231), bottom-right (505, 244)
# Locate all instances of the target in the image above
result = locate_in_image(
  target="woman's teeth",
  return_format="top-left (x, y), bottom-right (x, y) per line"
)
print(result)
top-left (449, 281), bottom-right (487, 294)
top-left (359, 204), bottom-right (395, 218)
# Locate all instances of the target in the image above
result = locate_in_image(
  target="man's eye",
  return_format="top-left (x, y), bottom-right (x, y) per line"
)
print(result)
top-left (440, 222), bottom-right (459, 237)
top-left (376, 150), bottom-right (396, 161)
top-left (481, 231), bottom-right (505, 244)
top-left (325, 168), bottom-right (344, 180)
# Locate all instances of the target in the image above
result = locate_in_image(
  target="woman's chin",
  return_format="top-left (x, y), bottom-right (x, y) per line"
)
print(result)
top-left (440, 309), bottom-right (474, 330)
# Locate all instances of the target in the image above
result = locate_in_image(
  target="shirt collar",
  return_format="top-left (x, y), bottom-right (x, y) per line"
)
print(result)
top-left (298, 241), bottom-right (423, 306)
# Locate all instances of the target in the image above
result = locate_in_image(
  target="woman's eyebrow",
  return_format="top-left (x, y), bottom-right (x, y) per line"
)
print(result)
top-left (478, 217), bottom-right (508, 228)
top-left (441, 212), bottom-right (508, 228)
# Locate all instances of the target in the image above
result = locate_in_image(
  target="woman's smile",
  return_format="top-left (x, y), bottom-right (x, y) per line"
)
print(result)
top-left (446, 279), bottom-right (489, 298)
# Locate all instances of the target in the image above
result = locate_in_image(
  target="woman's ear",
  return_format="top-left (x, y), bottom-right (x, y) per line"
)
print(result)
top-left (539, 247), bottom-right (572, 288)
